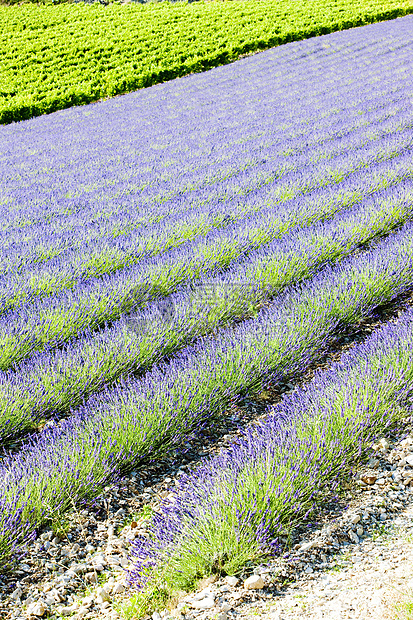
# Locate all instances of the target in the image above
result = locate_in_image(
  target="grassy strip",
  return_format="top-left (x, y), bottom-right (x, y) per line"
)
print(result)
top-left (127, 305), bottom-right (413, 618)
top-left (0, 136), bottom-right (411, 370)
top-left (1, 0), bottom-right (413, 123)
top-left (0, 185), bottom-right (412, 442)
top-left (1, 221), bottom-right (413, 568)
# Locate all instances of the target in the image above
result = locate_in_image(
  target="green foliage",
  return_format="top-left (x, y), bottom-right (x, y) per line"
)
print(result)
top-left (394, 593), bottom-right (413, 620)
top-left (1, 0), bottom-right (413, 123)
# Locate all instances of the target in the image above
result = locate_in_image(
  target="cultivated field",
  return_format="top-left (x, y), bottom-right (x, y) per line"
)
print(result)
top-left (1, 0), bottom-right (413, 123)
top-left (1, 3), bottom-right (413, 619)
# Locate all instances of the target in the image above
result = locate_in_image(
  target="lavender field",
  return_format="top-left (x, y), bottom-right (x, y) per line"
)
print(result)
top-left (1, 11), bottom-right (413, 618)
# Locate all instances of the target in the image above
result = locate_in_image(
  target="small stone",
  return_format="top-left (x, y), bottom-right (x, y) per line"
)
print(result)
top-left (299, 541), bottom-right (315, 552)
top-left (217, 613), bottom-right (227, 620)
top-left (96, 587), bottom-right (111, 604)
top-left (191, 597), bottom-right (215, 609)
top-left (58, 602), bottom-right (79, 616)
top-left (356, 526), bottom-right (364, 536)
top-left (405, 455), bottom-right (413, 467)
top-left (112, 582), bottom-right (125, 594)
top-left (368, 457), bottom-right (380, 468)
top-left (19, 563), bottom-right (32, 572)
top-left (93, 563), bottom-right (105, 572)
top-left (349, 530), bottom-right (360, 544)
top-left (224, 575), bottom-right (239, 587)
top-left (70, 563), bottom-right (87, 575)
top-left (244, 575), bottom-right (265, 590)
top-left (349, 514), bottom-right (361, 524)
top-left (84, 572), bottom-right (98, 584)
top-left (76, 606), bottom-right (89, 619)
top-left (361, 474), bottom-right (377, 485)
top-left (221, 602), bottom-right (232, 612)
top-left (152, 613), bottom-right (162, 620)
top-left (26, 601), bottom-right (47, 617)
top-left (10, 586), bottom-right (23, 601)
top-left (193, 587), bottom-right (214, 601)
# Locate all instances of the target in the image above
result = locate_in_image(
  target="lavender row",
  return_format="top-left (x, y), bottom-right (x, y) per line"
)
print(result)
top-left (0, 183), bottom-right (412, 442)
top-left (0, 204), bottom-right (251, 307)
top-left (128, 303), bottom-right (413, 600)
top-left (1, 79), bottom-right (408, 244)
top-left (1, 18), bottom-right (411, 238)
top-left (1, 73), bottom-right (410, 293)
top-left (2, 219), bottom-right (413, 566)
top-left (1, 87), bottom-right (410, 280)
top-left (1, 97), bottom-right (410, 274)
top-left (1, 120), bottom-right (412, 314)
top-left (0, 138), bottom-right (412, 371)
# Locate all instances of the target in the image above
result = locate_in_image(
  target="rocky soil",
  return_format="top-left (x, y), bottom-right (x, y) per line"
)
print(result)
top-left (3, 421), bottom-right (413, 620)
